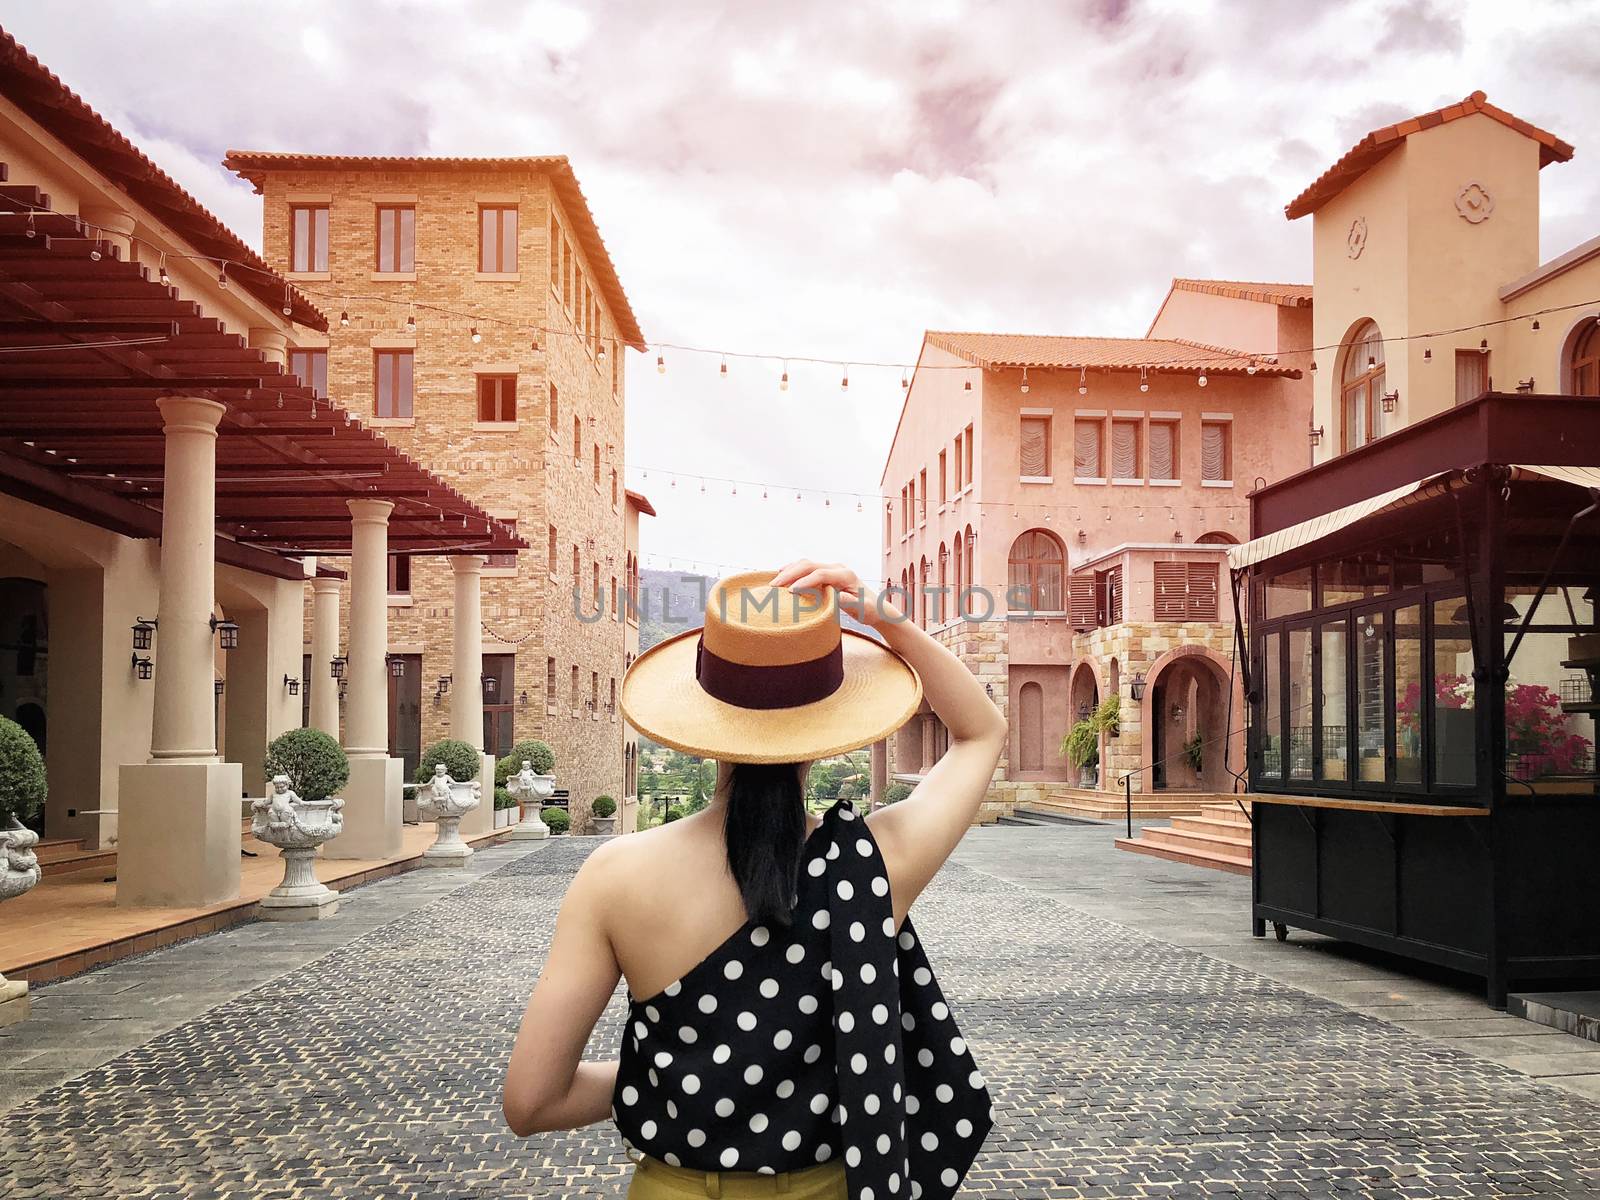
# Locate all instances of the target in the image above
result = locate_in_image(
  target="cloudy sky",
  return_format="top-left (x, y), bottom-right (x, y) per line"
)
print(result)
top-left (9, 0), bottom-right (1598, 580)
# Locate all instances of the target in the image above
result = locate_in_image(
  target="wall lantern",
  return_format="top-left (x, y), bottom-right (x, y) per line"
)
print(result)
top-left (210, 616), bottom-right (239, 651)
top-left (214, 678), bottom-right (226, 697)
top-left (1130, 673), bottom-right (1147, 701)
top-left (1078, 701), bottom-right (1093, 718)
top-left (388, 656), bottom-right (407, 679)
top-left (435, 675), bottom-right (452, 701)
top-left (283, 674), bottom-right (301, 696)
top-left (1173, 531), bottom-right (1185, 543)
top-left (337, 678), bottom-right (349, 701)
top-left (518, 690), bottom-right (530, 709)
top-left (1380, 389), bottom-right (1399, 413)
top-left (482, 674), bottom-right (498, 698)
top-left (330, 655), bottom-right (348, 680)
top-left (1423, 348), bottom-right (1433, 362)
top-left (1308, 424), bottom-right (1325, 448)
top-left (131, 616), bottom-right (157, 651)
top-left (1516, 377), bottom-right (1536, 394)
top-left (984, 683), bottom-right (994, 698)
top-left (131, 653), bottom-right (154, 680)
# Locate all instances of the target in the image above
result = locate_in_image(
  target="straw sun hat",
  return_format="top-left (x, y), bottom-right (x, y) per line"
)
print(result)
top-left (620, 570), bottom-right (924, 764)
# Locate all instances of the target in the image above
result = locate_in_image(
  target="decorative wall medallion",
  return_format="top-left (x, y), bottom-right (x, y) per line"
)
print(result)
top-left (1455, 182), bottom-right (1494, 223)
top-left (1346, 216), bottom-right (1368, 259)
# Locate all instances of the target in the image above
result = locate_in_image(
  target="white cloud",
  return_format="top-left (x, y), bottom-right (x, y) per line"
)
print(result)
top-left (6, 0), bottom-right (1596, 579)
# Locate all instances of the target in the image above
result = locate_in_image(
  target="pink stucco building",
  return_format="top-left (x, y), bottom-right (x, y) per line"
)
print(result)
top-left (874, 283), bottom-right (1313, 819)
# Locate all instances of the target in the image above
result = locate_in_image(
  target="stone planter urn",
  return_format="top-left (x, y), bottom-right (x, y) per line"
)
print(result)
top-left (418, 763), bottom-right (480, 867)
top-left (507, 760), bottom-right (554, 841)
top-left (0, 819), bottom-right (41, 1027)
top-left (591, 813), bottom-right (618, 836)
top-left (251, 775), bottom-right (344, 921)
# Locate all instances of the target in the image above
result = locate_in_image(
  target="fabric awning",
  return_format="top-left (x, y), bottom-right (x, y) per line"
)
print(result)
top-left (1229, 463), bottom-right (1600, 572)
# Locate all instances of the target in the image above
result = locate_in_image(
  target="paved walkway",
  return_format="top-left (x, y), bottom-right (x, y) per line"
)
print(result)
top-left (3, 825), bottom-right (1600, 1198)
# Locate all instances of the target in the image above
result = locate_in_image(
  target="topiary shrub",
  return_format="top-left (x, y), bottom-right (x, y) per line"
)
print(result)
top-left (263, 727), bottom-right (349, 803)
top-left (881, 782), bottom-right (913, 805)
top-left (541, 806), bottom-right (570, 834)
top-left (417, 739), bottom-right (482, 785)
top-left (591, 794), bottom-right (617, 818)
top-left (495, 739), bottom-right (556, 785)
top-left (494, 786), bottom-right (515, 811)
top-left (663, 805), bottom-right (688, 823)
top-left (0, 716), bottom-right (46, 827)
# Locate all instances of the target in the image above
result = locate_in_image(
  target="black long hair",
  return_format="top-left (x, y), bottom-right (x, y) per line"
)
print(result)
top-left (724, 762), bottom-right (807, 928)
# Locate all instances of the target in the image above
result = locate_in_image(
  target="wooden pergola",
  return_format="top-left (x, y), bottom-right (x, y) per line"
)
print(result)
top-left (0, 202), bottom-right (525, 575)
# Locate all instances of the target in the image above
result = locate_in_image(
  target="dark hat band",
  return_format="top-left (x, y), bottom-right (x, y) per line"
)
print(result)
top-left (694, 637), bottom-right (845, 710)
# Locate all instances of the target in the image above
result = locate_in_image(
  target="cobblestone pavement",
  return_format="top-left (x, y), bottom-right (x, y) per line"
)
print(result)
top-left (6, 832), bottom-right (1600, 1198)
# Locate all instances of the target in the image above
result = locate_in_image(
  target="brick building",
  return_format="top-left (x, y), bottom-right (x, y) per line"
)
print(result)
top-left (874, 285), bottom-right (1313, 822)
top-left (225, 153), bottom-right (648, 828)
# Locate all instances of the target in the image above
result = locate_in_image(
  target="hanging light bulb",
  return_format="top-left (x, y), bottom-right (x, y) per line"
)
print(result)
top-left (1245, 358), bottom-right (1258, 375)
top-left (339, 309), bottom-right (350, 329)
top-left (406, 312), bottom-right (417, 335)
top-left (1139, 366), bottom-right (1149, 393)
top-left (89, 241), bottom-right (102, 262)
top-left (779, 364), bottom-right (789, 391)
top-left (719, 357), bottom-right (728, 379)
top-left (796, 491), bottom-right (804, 502)
top-left (700, 480), bottom-right (706, 493)
top-left (24, 212), bottom-right (36, 239)
top-left (656, 353), bottom-right (666, 374)
top-left (963, 380), bottom-right (973, 392)
top-left (856, 500), bottom-right (863, 513)
top-left (762, 488), bottom-right (768, 500)
top-left (1078, 366), bottom-right (1088, 396)
top-left (1020, 367), bottom-right (1030, 395)
top-left (282, 285), bottom-right (294, 317)
top-left (158, 256), bottom-right (171, 287)
top-left (1197, 372), bottom-right (1208, 388)
top-left (731, 484), bottom-right (737, 495)
top-left (824, 497), bottom-right (832, 508)
top-left (900, 373), bottom-right (909, 390)
top-left (217, 265), bottom-right (228, 290)
top-left (531, 332), bottom-right (541, 351)
top-left (597, 342), bottom-right (608, 363)
top-left (840, 367), bottom-right (849, 392)
top-left (470, 326), bottom-right (482, 344)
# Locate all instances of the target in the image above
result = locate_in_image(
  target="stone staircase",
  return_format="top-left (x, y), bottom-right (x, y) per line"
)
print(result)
top-left (1114, 801), bottom-right (1253, 875)
top-left (1035, 786), bottom-right (1229, 822)
top-left (34, 836), bottom-right (117, 879)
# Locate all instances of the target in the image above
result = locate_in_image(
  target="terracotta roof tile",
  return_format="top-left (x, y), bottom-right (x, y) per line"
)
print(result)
top-left (223, 151), bottom-right (645, 349)
top-left (0, 29), bottom-right (325, 330)
top-left (1286, 90), bottom-right (1574, 220)
top-left (924, 331), bottom-right (1298, 377)
top-left (1170, 278), bottom-right (1312, 307)
top-left (624, 489), bottom-right (656, 517)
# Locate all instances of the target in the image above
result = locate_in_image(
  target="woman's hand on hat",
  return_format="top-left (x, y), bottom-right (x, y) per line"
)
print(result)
top-left (771, 560), bottom-right (903, 629)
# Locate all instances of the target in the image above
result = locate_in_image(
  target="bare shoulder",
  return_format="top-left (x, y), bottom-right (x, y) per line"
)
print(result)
top-left (568, 818), bottom-right (693, 906)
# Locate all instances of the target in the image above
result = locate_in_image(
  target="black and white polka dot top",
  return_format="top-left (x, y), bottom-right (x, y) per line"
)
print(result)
top-left (612, 797), bottom-right (993, 1200)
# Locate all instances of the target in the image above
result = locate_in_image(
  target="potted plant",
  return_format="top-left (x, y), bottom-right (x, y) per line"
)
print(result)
top-left (415, 739), bottom-right (483, 866)
top-left (590, 794), bottom-right (617, 835)
top-left (499, 740), bottom-right (557, 840)
top-left (493, 787), bottom-right (513, 828)
top-left (541, 806), bottom-right (571, 835)
top-left (1183, 730), bottom-right (1205, 779)
top-left (1062, 718), bottom-right (1100, 788)
top-left (254, 728), bottom-right (350, 922)
top-left (0, 716), bottom-right (44, 1024)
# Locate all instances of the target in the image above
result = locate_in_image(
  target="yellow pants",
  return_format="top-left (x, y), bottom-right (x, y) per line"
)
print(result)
top-left (625, 1153), bottom-right (848, 1199)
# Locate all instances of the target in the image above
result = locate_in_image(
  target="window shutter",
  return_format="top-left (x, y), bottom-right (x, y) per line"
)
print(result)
top-left (1020, 417), bottom-right (1049, 476)
top-left (1154, 562), bottom-right (1188, 621)
top-left (1068, 575), bottom-right (1097, 629)
top-left (1186, 562), bottom-right (1219, 620)
top-left (1108, 566), bottom-right (1123, 624)
top-left (1201, 422), bottom-right (1227, 481)
top-left (1111, 420), bottom-right (1138, 479)
top-left (1148, 422), bottom-right (1174, 480)
top-left (1074, 420), bottom-right (1101, 478)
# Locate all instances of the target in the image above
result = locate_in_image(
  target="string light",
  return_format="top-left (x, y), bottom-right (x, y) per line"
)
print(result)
top-left (656, 353), bottom-right (666, 375)
top-left (339, 309), bottom-right (350, 329)
top-left (780, 363), bottom-right (789, 391)
top-left (719, 356), bottom-right (728, 380)
top-left (1197, 372), bottom-right (1208, 388)
top-left (470, 326), bottom-right (482, 344)
top-left (597, 342), bottom-right (608, 363)
top-left (406, 311), bottom-right (417, 335)
top-left (840, 367), bottom-right (849, 392)
top-left (217, 264), bottom-right (228, 290)
top-left (158, 255), bottom-right (170, 287)
top-left (282, 284), bottom-right (294, 317)
top-left (1078, 367), bottom-right (1088, 396)
top-left (1139, 366), bottom-right (1149, 394)
top-left (1020, 367), bottom-right (1029, 395)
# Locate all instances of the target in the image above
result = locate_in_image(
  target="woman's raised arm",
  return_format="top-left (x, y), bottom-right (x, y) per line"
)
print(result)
top-left (771, 561), bottom-right (1007, 925)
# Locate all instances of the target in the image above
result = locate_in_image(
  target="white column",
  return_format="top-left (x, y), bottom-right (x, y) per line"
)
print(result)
top-left (452, 555), bottom-right (495, 839)
top-left (344, 499), bottom-right (393, 757)
top-left (248, 327), bottom-right (288, 369)
top-left (325, 499), bottom-right (402, 859)
top-left (117, 396), bottom-right (242, 907)
top-left (309, 575), bottom-right (342, 737)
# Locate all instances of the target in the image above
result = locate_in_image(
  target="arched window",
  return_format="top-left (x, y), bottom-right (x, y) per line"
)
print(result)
top-left (1197, 531), bottom-right (1238, 545)
top-left (1017, 681), bottom-right (1044, 771)
top-left (936, 543), bottom-right (948, 625)
top-left (1007, 529), bottom-right (1065, 611)
top-left (918, 557), bottom-right (930, 628)
top-left (1571, 319), bottom-right (1600, 397)
top-left (1340, 320), bottom-right (1387, 450)
top-left (963, 525), bottom-right (975, 616)
top-left (952, 532), bottom-right (963, 619)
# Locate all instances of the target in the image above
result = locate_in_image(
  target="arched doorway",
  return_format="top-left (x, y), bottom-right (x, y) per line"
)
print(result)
top-left (1149, 650), bottom-right (1231, 791)
top-left (1565, 317), bottom-right (1600, 396)
top-left (1016, 681), bottom-right (1044, 771)
top-left (1067, 661), bottom-right (1100, 786)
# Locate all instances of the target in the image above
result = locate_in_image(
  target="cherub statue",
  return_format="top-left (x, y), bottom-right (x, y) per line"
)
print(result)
top-left (427, 762), bottom-right (456, 808)
top-left (251, 775), bottom-right (300, 838)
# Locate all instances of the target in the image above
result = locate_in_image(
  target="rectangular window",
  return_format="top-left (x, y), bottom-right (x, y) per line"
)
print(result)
top-left (1153, 562), bottom-right (1187, 621)
top-left (549, 383), bottom-right (559, 434)
top-left (1148, 420), bottom-right (1178, 481)
top-left (563, 239), bottom-right (573, 307)
top-left (1289, 626), bottom-right (1313, 781)
top-left (1185, 561), bottom-right (1218, 620)
top-left (963, 423), bottom-right (974, 483)
top-left (547, 524), bottom-right (557, 574)
top-left (572, 545), bottom-right (580, 581)
top-left (612, 468), bottom-right (619, 506)
top-left (1073, 418), bottom-right (1102, 479)
top-left (374, 350), bottom-right (413, 419)
top-left (1319, 620), bottom-right (1349, 781)
top-left (288, 348), bottom-right (327, 398)
top-left (938, 449), bottom-right (948, 502)
top-left (1455, 349), bottom-right (1489, 406)
top-left (1431, 597), bottom-right (1476, 787)
top-left (548, 213), bottom-right (561, 288)
top-left (289, 205), bottom-right (329, 273)
top-left (609, 677), bottom-right (617, 715)
top-left (1394, 604), bottom-right (1423, 784)
top-left (479, 205), bottom-right (518, 273)
top-left (591, 670), bottom-right (599, 713)
top-left (375, 205), bottom-right (415, 273)
top-left (1020, 416), bottom-right (1051, 477)
top-left (1261, 629), bottom-right (1282, 779)
top-left (477, 375), bottom-right (516, 423)
top-left (546, 657), bottom-right (557, 703)
top-left (1201, 420), bottom-right (1231, 482)
top-left (571, 665), bottom-right (580, 712)
top-left (573, 414), bottom-right (582, 464)
top-left (952, 433), bottom-right (964, 491)
top-left (1110, 419), bottom-right (1140, 480)
top-left (907, 479), bottom-right (916, 531)
top-left (486, 520), bottom-right (517, 571)
top-left (387, 554), bottom-right (411, 596)
top-left (1355, 609), bottom-right (1387, 783)
top-left (918, 469), bottom-right (927, 522)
